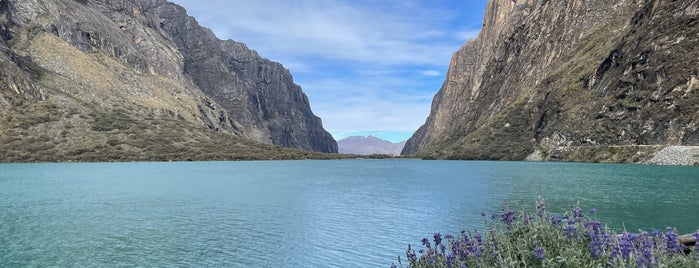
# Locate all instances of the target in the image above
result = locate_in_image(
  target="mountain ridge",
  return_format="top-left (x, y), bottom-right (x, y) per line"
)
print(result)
top-left (338, 135), bottom-right (406, 156)
top-left (404, 0), bottom-right (698, 164)
top-left (0, 0), bottom-right (337, 162)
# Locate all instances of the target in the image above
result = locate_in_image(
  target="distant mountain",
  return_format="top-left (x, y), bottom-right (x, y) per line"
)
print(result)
top-left (338, 136), bottom-right (406, 156)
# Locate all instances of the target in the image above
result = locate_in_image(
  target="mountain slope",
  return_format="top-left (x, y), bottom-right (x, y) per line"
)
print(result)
top-left (404, 0), bottom-right (698, 163)
top-left (338, 136), bottom-right (406, 156)
top-left (0, 0), bottom-right (336, 161)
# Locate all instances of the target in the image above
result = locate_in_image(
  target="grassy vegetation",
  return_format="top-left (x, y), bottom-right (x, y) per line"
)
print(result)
top-left (395, 199), bottom-right (699, 268)
top-left (416, 1), bottom-right (698, 163)
top-left (0, 25), bottom-right (355, 162)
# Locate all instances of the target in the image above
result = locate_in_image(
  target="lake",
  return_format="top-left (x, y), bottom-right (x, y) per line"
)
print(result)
top-left (1, 160), bottom-right (697, 267)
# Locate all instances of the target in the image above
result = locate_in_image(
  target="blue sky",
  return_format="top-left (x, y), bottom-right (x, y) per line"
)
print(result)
top-left (169, 0), bottom-right (488, 142)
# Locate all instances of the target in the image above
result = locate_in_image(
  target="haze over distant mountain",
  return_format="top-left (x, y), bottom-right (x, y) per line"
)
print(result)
top-left (404, 0), bottom-right (698, 164)
top-left (338, 136), bottom-right (406, 156)
top-left (0, 0), bottom-right (337, 162)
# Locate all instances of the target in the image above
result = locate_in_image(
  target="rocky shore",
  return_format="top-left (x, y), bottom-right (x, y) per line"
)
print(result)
top-left (645, 146), bottom-right (699, 166)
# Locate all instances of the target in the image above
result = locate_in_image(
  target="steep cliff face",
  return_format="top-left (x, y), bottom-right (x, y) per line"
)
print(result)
top-left (0, 0), bottom-right (336, 161)
top-left (404, 0), bottom-right (698, 163)
top-left (153, 3), bottom-right (336, 153)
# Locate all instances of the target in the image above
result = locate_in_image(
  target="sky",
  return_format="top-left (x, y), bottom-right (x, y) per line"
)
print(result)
top-left (169, 0), bottom-right (488, 142)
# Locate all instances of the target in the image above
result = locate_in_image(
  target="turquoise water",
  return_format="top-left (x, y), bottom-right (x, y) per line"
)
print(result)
top-left (1, 160), bottom-right (697, 267)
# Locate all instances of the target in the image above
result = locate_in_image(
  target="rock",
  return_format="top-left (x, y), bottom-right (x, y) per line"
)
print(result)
top-left (645, 146), bottom-right (699, 166)
top-left (404, 0), bottom-right (699, 164)
top-left (0, 0), bottom-right (337, 162)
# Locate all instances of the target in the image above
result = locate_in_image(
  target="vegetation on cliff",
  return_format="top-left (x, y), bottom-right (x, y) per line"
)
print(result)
top-left (404, 0), bottom-right (699, 164)
top-left (0, 0), bottom-right (337, 162)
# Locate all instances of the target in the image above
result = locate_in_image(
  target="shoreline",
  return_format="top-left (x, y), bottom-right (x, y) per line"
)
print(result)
top-left (644, 146), bottom-right (699, 166)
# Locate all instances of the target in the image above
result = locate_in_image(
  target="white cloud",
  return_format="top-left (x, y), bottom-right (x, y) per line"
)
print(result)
top-left (419, 70), bottom-right (442, 77)
top-left (173, 0), bottom-right (470, 67)
top-left (301, 76), bottom-right (433, 132)
top-left (169, 0), bottom-right (486, 135)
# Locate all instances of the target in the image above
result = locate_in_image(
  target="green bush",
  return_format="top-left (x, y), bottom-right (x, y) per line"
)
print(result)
top-left (396, 198), bottom-right (699, 268)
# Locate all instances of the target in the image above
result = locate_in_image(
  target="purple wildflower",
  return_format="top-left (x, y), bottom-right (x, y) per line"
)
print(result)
top-left (694, 231), bottom-right (699, 251)
top-left (406, 244), bottom-right (417, 262)
top-left (501, 210), bottom-right (516, 226)
top-left (564, 224), bottom-right (577, 240)
top-left (550, 214), bottom-right (561, 225)
top-left (434, 233), bottom-right (443, 246)
top-left (610, 244), bottom-right (620, 262)
top-left (572, 206), bottom-right (583, 220)
top-left (422, 237), bottom-right (431, 249)
top-left (480, 211), bottom-right (486, 218)
top-left (446, 253), bottom-right (456, 268)
top-left (590, 208), bottom-right (598, 214)
top-left (536, 198), bottom-right (546, 218)
top-left (620, 231), bottom-right (633, 259)
top-left (533, 246), bottom-right (546, 259)
top-left (664, 227), bottom-right (685, 253)
top-left (586, 221), bottom-right (604, 258)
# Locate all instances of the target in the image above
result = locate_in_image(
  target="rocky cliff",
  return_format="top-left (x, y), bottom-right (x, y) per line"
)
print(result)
top-left (0, 0), bottom-right (336, 161)
top-left (404, 0), bottom-right (699, 164)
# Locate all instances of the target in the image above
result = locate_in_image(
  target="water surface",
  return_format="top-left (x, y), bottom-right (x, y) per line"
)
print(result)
top-left (1, 160), bottom-right (697, 267)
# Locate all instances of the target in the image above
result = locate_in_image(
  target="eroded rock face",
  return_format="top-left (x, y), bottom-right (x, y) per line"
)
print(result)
top-left (404, 0), bottom-right (699, 162)
top-left (152, 3), bottom-right (336, 152)
top-left (0, 0), bottom-right (337, 156)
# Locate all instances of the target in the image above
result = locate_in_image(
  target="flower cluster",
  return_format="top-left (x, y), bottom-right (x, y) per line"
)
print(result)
top-left (393, 198), bottom-right (698, 268)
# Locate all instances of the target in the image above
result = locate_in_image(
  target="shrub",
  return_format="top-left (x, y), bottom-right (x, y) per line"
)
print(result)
top-left (395, 198), bottom-right (699, 268)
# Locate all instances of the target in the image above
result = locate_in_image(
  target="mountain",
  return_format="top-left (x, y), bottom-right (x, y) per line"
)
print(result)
top-left (0, 0), bottom-right (337, 162)
top-left (338, 136), bottom-right (406, 156)
top-left (403, 0), bottom-right (698, 164)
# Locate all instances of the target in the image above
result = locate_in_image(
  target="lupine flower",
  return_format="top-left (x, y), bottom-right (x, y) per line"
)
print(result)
top-left (664, 227), bottom-right (685, 253)
top-left (400, 200), bottom-right (696, 268)
top-left (536, 198), bottom-right (546, 218)
top-left (406, 244), bottom-right (417, 262)
top-left (434, 233), bottom-right (443, 246)
top-left (610, 244), bottom-right (621, 262)
top-left (550, 214), bottom-right (561, 225)
top-left (501, 210), bottom-right (516, 226)
top-left (619, 231), bottom-right (634, 259)
top-left (694, 231), bottom-right (699, 251)
top-left (572, 206), bottom-right (584, 220)
top-left (585, 221), bottom-right (604, 258)
top-left (533, 246), bottom-right (546, 259)
top-left (564, 224), bottom-right (577, 240)
top-left (422, 238), bottom-right (431, 249)
top-left (446, 253), bottom-right (456, 268)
